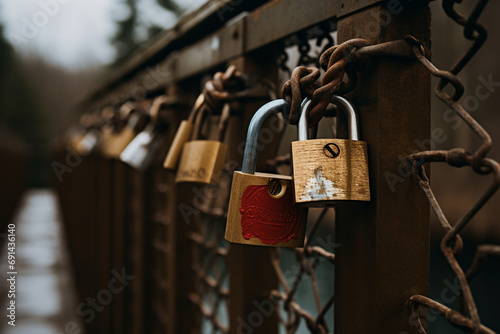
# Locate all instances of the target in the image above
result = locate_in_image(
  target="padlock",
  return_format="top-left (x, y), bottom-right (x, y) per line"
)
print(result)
top-left (291, 96), bottom-right (370, 206)
top-left (76, 129), bottom-right (101, 156)
top-left (225, 99), bottom-right (307, 247)
top-left (163, 94), bottom-right (205, 170)
top-left (175, 102), bottom-right (230, 184)
top-left (75, 111), bottom-right (103, 156)
top-left (102, 106), bottom-right (148, 159)
top-left (67, 127), bottom-right (86, 153)
top-left (120, 96), bottom-right (170, 170)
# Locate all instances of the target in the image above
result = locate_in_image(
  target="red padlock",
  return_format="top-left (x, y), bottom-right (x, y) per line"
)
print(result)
top-left (225, 99), bottom-right (307, 247)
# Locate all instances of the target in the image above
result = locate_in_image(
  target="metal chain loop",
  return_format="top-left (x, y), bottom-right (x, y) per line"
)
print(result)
top-left (281, 38), bottom-right (369, 126)
top-left (281, 66), bottom-right (321, 124)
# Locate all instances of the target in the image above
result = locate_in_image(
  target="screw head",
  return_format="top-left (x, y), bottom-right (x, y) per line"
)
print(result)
top-left (268, 179), bottom-right (286, 198)
top-left (323, 143), bottom-right (340, 158)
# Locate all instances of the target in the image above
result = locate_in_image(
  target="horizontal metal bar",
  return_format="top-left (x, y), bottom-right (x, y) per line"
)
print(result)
top-left (82, 0), bottom-right (385, 111)
top-left (176, 12), bottom-right (246, 80)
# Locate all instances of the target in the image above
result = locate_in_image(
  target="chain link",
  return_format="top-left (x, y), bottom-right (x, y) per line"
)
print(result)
top-left (405, 1), bottom-right (499, 332)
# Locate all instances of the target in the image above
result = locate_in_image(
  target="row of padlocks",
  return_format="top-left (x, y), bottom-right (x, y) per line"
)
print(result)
top-left (67, 65), bottom-right (371, 251)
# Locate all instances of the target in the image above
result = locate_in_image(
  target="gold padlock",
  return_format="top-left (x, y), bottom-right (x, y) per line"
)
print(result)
top-left (175, 102), bottom-right (230, 184)
top-left (75, 111), bottom-right (104, 156)
top-left (225, 99), bottom-right (307, 248)
top-left (163, 94), bottom-right (204, 170)
top-left (102, 104), bottom-right (148, 159)
top-left (291, 96), bottom-right (370, 206)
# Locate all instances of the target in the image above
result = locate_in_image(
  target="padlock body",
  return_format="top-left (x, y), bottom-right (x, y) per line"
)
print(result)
top-left (120, 131), bottom-right (154, 170)
top-left (68, 131), bottom-right (86, 154)
top-left (198, 169), bottom-right (232, 217)
top-left (175, 140), bottom-right (228, 184)
top-left (225, 171), bottom-right (307, 247)
top-left (101, 127), bottom-right (136, 159)
top-left (291, 138), bottom-right (370, 206)
top-left (76, 130), bottom-right (100, 156)
top-left (163, 120), bottom-right (193, 170)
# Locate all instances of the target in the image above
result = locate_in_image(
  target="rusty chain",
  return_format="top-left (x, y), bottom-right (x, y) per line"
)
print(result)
top-left (405, 1), bottom-right (499, 333)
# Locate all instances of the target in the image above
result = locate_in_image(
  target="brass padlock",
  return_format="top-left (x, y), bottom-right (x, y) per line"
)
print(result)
top-left (291, 96), bottom-right (370, 206)
top-left (67, 127), bottom-right (86, 153)
top-left (76, 111), bottom-right (103, 156)
top-left (76, 129), bottom-right (101, 156)
top-left (225, 99), bottom-right (307, 248)
top-left (101, 104), bottom-right (147, 159)
top-left (175, 102), bottom-right (230, 184)
top-left (163, 94), bottom-right (204, 170)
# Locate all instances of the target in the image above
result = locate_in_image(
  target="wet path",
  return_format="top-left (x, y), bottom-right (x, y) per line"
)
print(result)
top-left (0, 189), bottom-right (85, 334)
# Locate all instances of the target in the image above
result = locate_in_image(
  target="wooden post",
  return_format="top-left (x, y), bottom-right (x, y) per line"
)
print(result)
top-left (111, 159), bottom-right (127, 334)
top-left (334, 4), bottom-right (431, 333)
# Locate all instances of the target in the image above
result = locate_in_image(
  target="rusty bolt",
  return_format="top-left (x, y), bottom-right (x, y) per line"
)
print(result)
top-left (323, 143), bottom-right (340, 158)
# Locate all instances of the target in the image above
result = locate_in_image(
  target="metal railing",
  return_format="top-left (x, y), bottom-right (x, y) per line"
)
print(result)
top-left (53, 0), bottom-right (499, 333)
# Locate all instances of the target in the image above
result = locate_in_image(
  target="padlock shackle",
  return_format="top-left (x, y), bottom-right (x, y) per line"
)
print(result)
top-left (241, 99), bottom-right (290, 174)
top-left (299, 96), bottom-right (359, 141)
top-left (187, 94), bottom-right (206, 122)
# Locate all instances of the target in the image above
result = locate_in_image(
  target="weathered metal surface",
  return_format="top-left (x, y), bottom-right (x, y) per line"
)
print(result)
top-left (334, 4), bottom-right (431, 333)
top-left (81, 0), bottom-right (387, 111)
top-left (227, 53), bottom-right (280, 334)
top-left (176, 13), bottom-right (246, 80)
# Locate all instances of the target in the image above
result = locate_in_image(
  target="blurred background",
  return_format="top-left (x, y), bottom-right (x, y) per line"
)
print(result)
top-left (0, 0), bottom-right (204, 188)
top-left (0, 0), bottom-right (498, 333)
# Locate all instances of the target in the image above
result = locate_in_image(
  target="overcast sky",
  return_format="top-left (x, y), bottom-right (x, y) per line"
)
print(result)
top-left (0, 0), bottom-right (205, 69)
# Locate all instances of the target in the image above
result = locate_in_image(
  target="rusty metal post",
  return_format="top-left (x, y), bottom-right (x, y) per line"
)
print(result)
top-left (93, 155), bottom-right (113, 333)
top-left (334, 4), bottom-right (431, 333)
top-left (227, 48), bottom-right (280, 334)
top-left (127, 168), bottom-right (147, 334)
top-left (166, 82), bottom-right (203, 334)
top-left (111, 159), bottom-right (128, 334)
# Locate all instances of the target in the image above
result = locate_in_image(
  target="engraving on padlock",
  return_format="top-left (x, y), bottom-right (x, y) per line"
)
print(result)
top-left (163, 94), bottom-right (204, 170)
top-left (291, 96), bottom-right (370, 206)
top-left (225, 99), bottom-right (307, 248)
top-left (175, 102), bottom-right (230, 184)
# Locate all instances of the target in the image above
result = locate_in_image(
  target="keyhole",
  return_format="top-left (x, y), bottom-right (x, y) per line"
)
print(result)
top-left (268, 179), bottom-right (287, 199)
top-left (323, 143), bottom-right (340, 158)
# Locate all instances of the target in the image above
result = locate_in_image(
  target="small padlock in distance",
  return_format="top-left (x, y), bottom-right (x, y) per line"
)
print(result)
top-left (102, 106), bottom-right (148, 159)
top-left (175, 102), bottom-right (231, 184)
top-left (291, 96), bottom-right (370, 206)
top-left (121, 96), bottom-right (169, 170)
top-left (225, 99), bottom-right (307, 248)
top-left (163, 94), bottom-right (204, 170)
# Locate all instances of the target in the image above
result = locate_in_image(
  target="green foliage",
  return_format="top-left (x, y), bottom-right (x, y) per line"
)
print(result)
top-left (111, 0), bottom-right (139, 59)
top-left (111, 0), bottom-right (182, 64)
top-left (0, 25), bottom-right (48, 187)
top-left (157, 0), bottom-right (183, 16)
